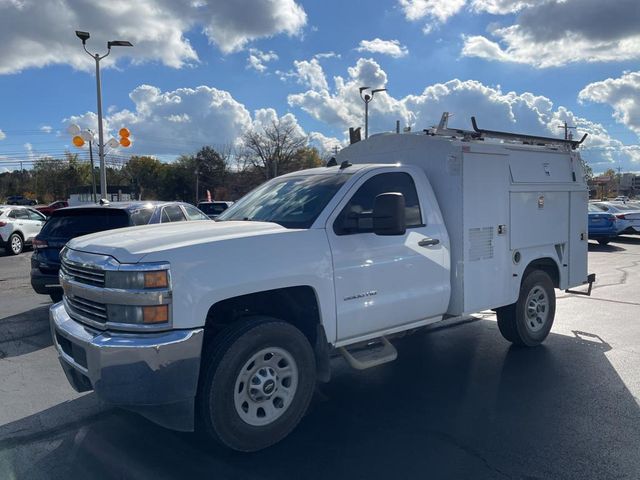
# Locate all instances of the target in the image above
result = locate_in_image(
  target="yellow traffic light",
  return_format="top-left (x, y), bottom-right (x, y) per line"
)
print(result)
top-left (72, 135), bottom-right (85, 147)
top-left (119, 127), bottom-right (130, 138)
top-left (119, 137), bottom-right (131, 147)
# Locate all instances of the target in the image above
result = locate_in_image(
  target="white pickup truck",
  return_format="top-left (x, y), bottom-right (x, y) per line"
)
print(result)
top-left (50, 118), bottom-right (594, 451)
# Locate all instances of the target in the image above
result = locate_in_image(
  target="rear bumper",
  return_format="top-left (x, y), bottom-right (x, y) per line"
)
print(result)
top-left (30, 268), bottom-right (60, 294)
top-left (50, 302), bottom-right (204, 431)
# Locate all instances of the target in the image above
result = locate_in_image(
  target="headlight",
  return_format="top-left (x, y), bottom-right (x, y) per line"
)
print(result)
top-left (108, 304), bottom-right (169, 325)
top-left (105, 270), bottom-right (169, 289)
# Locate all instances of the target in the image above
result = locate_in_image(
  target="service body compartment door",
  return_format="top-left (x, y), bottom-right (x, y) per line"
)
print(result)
top-left (509, 192), bottom-right (569, 250)
top-left (568, 190), bottom-right (588, 287)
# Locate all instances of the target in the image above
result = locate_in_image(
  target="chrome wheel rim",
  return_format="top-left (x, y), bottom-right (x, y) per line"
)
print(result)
top-left (10, 236), bottom-right (21, 254)
top-left (525, 286), bottom-right (548, 333)
top-left (233, 347), bottom-right (298, 427)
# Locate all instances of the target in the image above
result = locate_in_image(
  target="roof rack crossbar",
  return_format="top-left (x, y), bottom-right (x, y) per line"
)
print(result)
top-left (471, 116), bottom-right (587, 150)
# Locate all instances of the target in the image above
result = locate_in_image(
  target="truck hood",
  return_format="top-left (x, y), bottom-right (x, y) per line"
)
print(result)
top-left (67, 221), bottom-right (288, 263)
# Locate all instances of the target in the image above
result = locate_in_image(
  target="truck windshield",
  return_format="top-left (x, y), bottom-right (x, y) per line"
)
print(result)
top-left (217, 173), bottom-right (351, 229)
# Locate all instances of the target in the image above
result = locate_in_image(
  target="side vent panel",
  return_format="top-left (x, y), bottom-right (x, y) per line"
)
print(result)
top-left (469, 227), bottom-right (494, 261)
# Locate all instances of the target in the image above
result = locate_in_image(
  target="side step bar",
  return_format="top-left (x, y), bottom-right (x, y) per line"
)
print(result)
top-left (565, 273), bottom-right (596, 296)
top-left (339, 337), bottom-right (398, 370)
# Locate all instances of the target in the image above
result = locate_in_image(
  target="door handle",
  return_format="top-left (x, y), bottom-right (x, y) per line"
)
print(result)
top-left (418, 237), bottom-right (440, 247)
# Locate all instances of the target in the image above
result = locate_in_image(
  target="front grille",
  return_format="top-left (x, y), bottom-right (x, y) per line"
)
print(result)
top-left (61, 259), bottom-right (105, 287)
top-left (65, 296), bottom-right (107, 325)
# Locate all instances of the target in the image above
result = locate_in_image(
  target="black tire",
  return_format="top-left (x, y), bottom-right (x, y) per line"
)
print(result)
top-left (49, 291), bottom-right (63, 303)
top-left (597, 238), bottom-right (610, 245)
top-left (196, 316), bottom-right (316, 452)
top-left (8, 233), bottom-right (23, 255)
top-left (496, 270), bottom-right (556, 347)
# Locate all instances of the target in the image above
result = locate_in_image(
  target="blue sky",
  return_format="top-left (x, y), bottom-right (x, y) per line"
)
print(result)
top-left (0, 0), bottom-right (639, 173)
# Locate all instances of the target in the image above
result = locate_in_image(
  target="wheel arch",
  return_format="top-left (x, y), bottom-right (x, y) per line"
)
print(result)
top-left (202, 285), bottom-right (330, 381)
top-left (523, 257), bottom-right (560, 289)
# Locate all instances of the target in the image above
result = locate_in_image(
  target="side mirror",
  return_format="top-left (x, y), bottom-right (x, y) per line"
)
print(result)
top-left (373, 192), bottom-right (406, 236)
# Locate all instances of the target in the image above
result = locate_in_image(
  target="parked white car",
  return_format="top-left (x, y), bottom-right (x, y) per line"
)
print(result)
top-left (593, 202), bottom-right (640, 234)
top-left (0, 205), bottom-right (47, 254)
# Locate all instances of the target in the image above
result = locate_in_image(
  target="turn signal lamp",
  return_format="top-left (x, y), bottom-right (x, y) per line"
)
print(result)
top-left (143, 305), bottom-right (169, 324)
top-left (144, 270), bottom-right (168, 289)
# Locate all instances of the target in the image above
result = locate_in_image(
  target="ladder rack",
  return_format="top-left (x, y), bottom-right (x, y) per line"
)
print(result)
top-left (428, 113), bottom-right (588, 150)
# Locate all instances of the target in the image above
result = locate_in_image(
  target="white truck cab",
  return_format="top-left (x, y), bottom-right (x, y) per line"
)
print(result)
top-left (50, 117), bottom-right (594, 451)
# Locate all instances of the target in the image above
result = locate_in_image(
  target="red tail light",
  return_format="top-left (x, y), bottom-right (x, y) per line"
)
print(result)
top-left (616, 214), bottom-right (626, 220)
top-left (0, 221), bottom-right (6, 227)
top-left (32, 238), bottom-right (48, 249)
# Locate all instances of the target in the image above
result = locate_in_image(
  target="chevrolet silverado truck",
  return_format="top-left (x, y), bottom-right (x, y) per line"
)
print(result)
top-left (50, 118), bottom-right (593, 451)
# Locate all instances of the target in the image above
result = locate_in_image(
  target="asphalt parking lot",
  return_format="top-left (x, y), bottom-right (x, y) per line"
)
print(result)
top-left (1, 239), bottom-right (639, 480)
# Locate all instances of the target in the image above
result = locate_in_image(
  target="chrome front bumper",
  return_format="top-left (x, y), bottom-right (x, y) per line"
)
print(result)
top-left (50, 302), bottom-right (204, 431)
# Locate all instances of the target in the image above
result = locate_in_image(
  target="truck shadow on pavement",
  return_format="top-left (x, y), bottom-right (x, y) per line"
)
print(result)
top-left (1, 318), bottom-right (639, 480)
top-left (0, 305), bottom-right (52, 359)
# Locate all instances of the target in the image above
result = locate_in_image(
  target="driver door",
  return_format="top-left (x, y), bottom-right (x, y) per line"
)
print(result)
top-left (327, 169), bottom-right (450, 343)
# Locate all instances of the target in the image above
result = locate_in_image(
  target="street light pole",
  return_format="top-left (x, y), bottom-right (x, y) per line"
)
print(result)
top-left (359, 87), bottom-right (387, 139)
top-left (75, 31), bottom-right (132, 201)
top-left (88, 139), bottom-right (97, 203)
top-left (93, 53), bottom-right (107, 201)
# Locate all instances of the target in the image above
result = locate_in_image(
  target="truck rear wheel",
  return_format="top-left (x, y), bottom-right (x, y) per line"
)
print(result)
top-left (196, 316), bottom-right (316, 452)
top-left (497, 270), bottom-right (556, 347)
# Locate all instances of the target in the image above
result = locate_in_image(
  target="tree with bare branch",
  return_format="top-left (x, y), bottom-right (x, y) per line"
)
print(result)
top-left (242, 120), bottom-right (308, 180)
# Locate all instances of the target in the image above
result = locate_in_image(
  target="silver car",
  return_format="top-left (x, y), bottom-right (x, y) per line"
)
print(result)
top-left (0, 205), bottom-right (47, 255)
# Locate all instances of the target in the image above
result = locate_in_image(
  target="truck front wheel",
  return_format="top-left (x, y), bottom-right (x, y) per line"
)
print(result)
top-left (196, 317), bottom-right (316, 452)
top-left (496, 270), bottom-right (556, 347)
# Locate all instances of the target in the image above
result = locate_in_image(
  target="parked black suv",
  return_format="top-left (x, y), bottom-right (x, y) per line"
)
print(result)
top-left (31, 201), bottom-right (209, 302)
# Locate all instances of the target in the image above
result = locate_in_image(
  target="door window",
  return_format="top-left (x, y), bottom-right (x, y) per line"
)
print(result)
top-left (162, 205), bottom-right (186, 222)
top-left (9, 209), bottom-right (29, 220)
top-left (27, 209), bottom-right (45, 221)
top-left (334, 172), bottom-right (423, 235)
top-left (182, 204), bottom-right (209, 221)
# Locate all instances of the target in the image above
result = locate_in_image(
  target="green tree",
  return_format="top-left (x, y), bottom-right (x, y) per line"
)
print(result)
top-left (123, 156), bottom-right (164, 199)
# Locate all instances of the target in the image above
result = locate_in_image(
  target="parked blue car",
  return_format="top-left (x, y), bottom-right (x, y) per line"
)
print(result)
top-left (588, 204), bottom-right (626, 245)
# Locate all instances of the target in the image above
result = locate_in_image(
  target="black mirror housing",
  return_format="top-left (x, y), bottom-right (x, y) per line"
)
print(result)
top-left (373, 193), bottom-right (406, 236)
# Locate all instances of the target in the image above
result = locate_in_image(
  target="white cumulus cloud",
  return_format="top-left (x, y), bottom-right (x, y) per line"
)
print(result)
top-left (0, 0), bottom-right (306, 74)
top-left (0, 129), bottom-right (5, 140)
top-left (398, 0), bottom-right (466, 31)
top-left (579, 71), bottom-right (640, 136)
top-left (65, 85), bottom-right (253, 155)
top-left (246, 49), bottom-right (279, 73)
top-left (287, 56), bottom-right (640, 172)
top-left (356, 39), bottom-right (409, 58)
top-left (461, 0), bottom-right (640, 67)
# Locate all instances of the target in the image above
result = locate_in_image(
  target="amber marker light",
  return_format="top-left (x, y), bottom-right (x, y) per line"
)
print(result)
top-left (143, 305), bottom-right (169, 324)
top-left (144, 271), bottom-right (168, 289)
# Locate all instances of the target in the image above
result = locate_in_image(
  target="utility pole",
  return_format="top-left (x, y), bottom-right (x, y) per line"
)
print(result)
top-left (332, 145), bottom-right (339, 156)
top-left (558, 121), bottom-right (577, 140)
